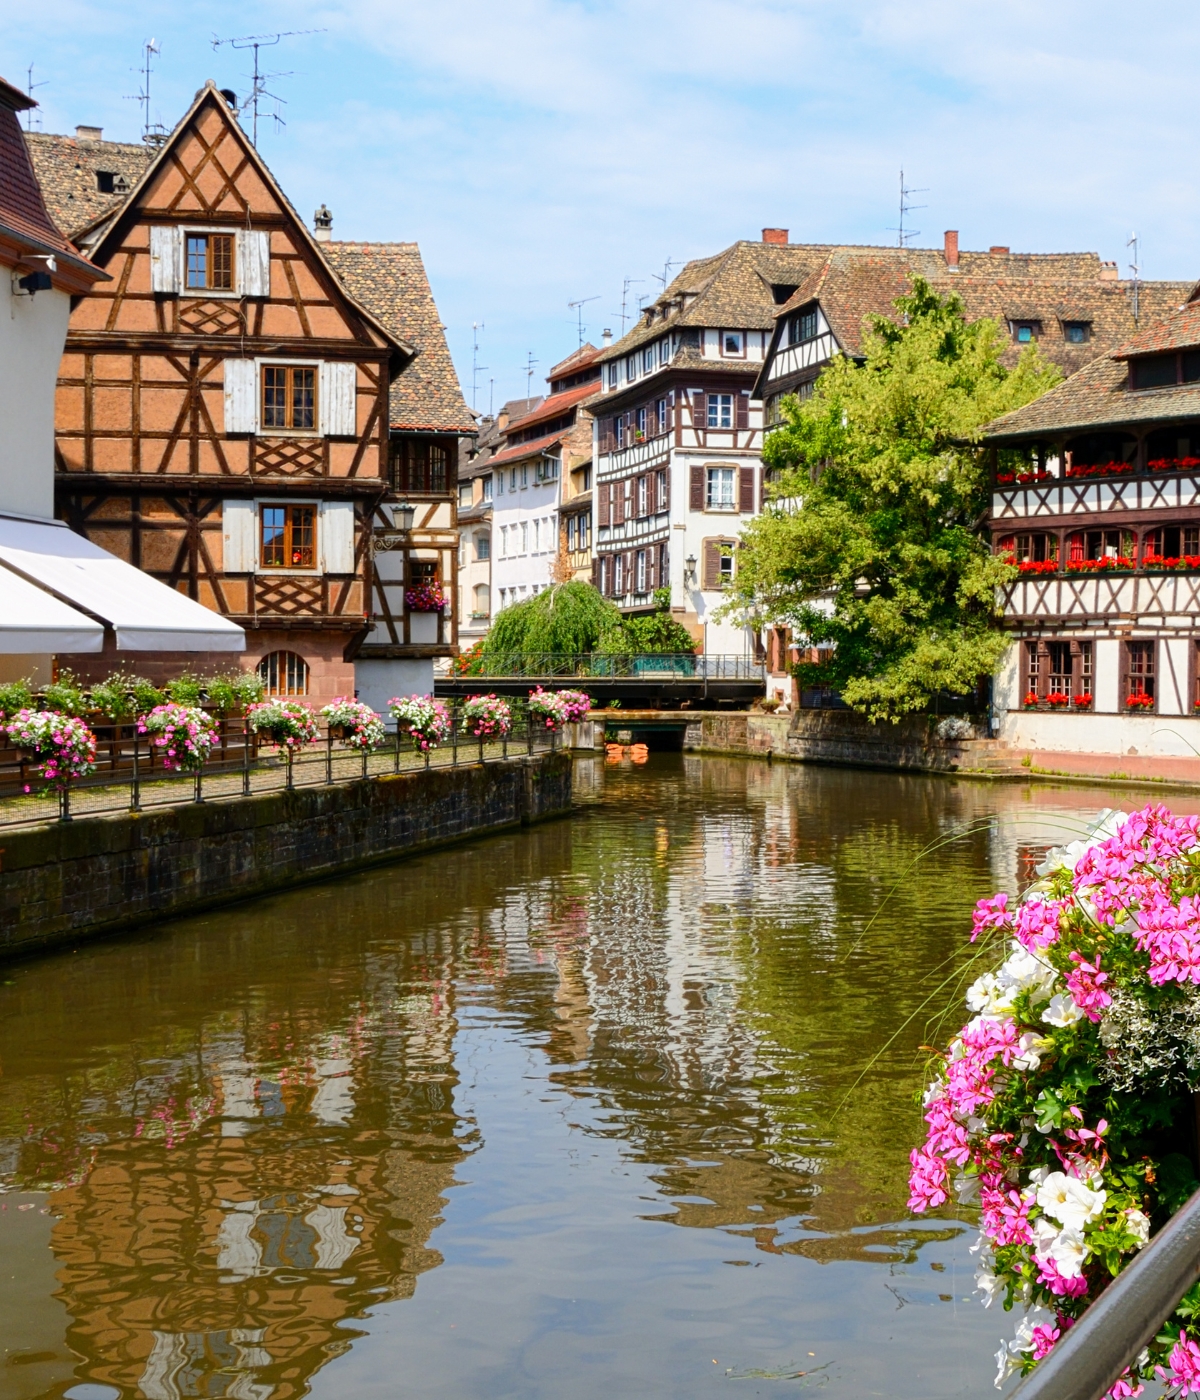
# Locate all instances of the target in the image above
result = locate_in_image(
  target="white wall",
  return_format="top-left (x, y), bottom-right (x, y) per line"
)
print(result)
top-left (0, 282), bottom-right (69, 519)
top-left (354, 658), bottom-right (434, 718)
top-left (999, 709), bottom-right (1200, 758)
top-left (492, 472), bottom-right (560, 609)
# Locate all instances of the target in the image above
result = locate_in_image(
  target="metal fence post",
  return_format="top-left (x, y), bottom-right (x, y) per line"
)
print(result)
top-left (361, 744), bottom-right (368, 780)
top-left (286, 747), bottom-right (294, 791)
top-left (59, 783), bottom-right (71, 823)
top-left (452, 707), bottom-right (459, 766)
top-left (130, 728), bottom-right (141, 812)
top-left (326, 730), bottom-right (334, 784)
top-left (194, 767), bottom-right (203, 803)
top-left (242, 716), bottom-right (252, 796)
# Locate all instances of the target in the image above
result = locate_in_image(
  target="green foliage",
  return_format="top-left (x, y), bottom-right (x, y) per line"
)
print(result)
top-left (202, 671), bottom-right (264, 714)
top-left (0, 679), bottom-right (33, 719)
top-left (42, 670), bottom-right (87, 717)
top-left (484, 581), bottom-right (623, 656)
top-left (608, 605), bottom-right (697, 655)
top-left (723, 277), bottom-right (1061, 721)
top-left (89, 672), bottom-right (165, 720)
top-left (165, 673), bottom-right (204, 707)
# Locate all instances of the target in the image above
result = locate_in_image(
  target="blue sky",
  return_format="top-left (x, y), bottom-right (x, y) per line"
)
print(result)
top-left (3, 0), bottom-right (1199, 415)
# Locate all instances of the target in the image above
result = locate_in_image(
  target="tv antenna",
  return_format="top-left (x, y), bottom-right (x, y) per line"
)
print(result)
top-left (211, 29), bottom-right (325, 145)
top-left (652, 256), bottom-right (680, 289)
top-left (611, 277), bottom-right (643, 337)
top-left (1127, 231), bottom-right (1141, 326)
top-left (568, 295), bottom-right (599, 347)
top-left (888, 168), bottom-right (927, 247)
top-left (24, 64), bottom-right (47, 132)
top-left (470, 321), bottom-right (487, 413)
top-left (524, 350), bottom-right (539, 404)
top-left (124, 39), bottom-right (168, 146)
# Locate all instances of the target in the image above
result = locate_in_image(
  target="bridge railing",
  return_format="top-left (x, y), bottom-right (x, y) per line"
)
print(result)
top-left (448, 653), bottom-right (765, 681)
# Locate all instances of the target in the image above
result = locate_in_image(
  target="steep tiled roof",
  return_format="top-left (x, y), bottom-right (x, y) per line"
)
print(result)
top-left (549, 342), bottom-right (602, 378)
top-left (324, 241), bottom-right (473, 434)
top-left (1110, 303), bottom-right (1200, 359)
top-left (0, 107), bottom-right (91, 259)
top-left (486, 429), bottom-right (567, 469)
top-left (24, 130), bottom-right (151, 240)
top-left (503, 380), bottom-right (599, 436)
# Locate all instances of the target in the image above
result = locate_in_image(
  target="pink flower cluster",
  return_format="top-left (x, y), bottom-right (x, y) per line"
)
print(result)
top-left (137, 703), bottom-right (218, 772)
top-left (5, 708), bottom-right (97, 791)
top-left (461, 694), bottom-right (512, 740)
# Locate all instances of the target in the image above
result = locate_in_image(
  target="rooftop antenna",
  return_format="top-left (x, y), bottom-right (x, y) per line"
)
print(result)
top-left (211, 29), bottom-right (325, 145)
top-left (125, 39), bottom-right (168, 146)
top-left (24, 64), bottom-right (47, 132)
top-left (568, 294), bottom-right (599, 348)
top-left (887, 168), bottom-right (927, 247)
top-left (524, 350), bottom-right (539, 403)
top-left (488, 378), bottom-right (494, 418)
top-left (1127, 231), bottom-right (1141, 326)
top-left (470, 321), bottom-right (487, 412)
top-left (652, 256), bottom-right (680, 289)
top-left (612, 277), bottom-right (643, 338)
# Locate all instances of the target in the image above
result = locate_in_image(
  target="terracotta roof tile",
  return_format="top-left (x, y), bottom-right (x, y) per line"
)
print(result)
top-left (23, 130), bottom-right (151, 240)
top-left (0, 109), bottom-right (91, 259)
top-left (503, 380), bottom-right (599, 435)
top-left (486, 428), bottom-right (566, 469)
top-left (324, 241), bottom-right (474, 434)
top-left (1110, 303), bottom-right (1200, 359)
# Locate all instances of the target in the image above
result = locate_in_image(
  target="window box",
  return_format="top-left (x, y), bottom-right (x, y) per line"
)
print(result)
top-left (1063, 461), bottom-right (1135, 480)
top-left (1126, 693), bottom-right (1155, 711)
top-left (1072, 694), bottom-right (1093, 710)
top-left (1148, 456), bottom-right (1200, 473)
top-left (1046, 691), bottom-right (1071, 708)
top-left (995, 469), bottom-right (1051, 485)
top-left (406, 582), bottom-right (446, 612)
top-left (1064, 557), bottom-right (1135, 574)
top-left (1016, 559), bottom-right (1059, 575)
top-left (1022, 691), bottom-right (1040, 709)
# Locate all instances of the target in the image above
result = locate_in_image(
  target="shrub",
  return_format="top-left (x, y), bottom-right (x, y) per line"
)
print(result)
top-left (164, 674), bottom-right (204, 707)
top-left (0, 680), bottom-right (34, 721)
top-left (203, 671), bottom-right (264, 714)
top-left (89, 672), bottom-right (165, 721)
top-left (42, 670), bottom-right (86, 717)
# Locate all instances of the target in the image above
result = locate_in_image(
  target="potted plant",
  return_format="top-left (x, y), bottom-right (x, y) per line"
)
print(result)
top-left (245, 699), bottom-right (320, 751)
top-left (389, 695), bottom-right (452, 753)
top-left (137, 703), bottom-right (219, 772)
top-left (5, 708), bottom-right (97, 792)
top-left (554, 690), bottom-right (591, 723)
top-left (320, 698), bottom-right (386, 750)
top-left (405, 581), bottom-right (447, 613)
top-left (461, 694), bottom-right (512, 740)
top-left (1023, 691), bottom-right (1041, 710)
top-left (528, 688), bottom-right (570, 731)
top-left (1072, 693), bottom-right (1093, 709)
top-left (1126, 692), bottom-right (1155, 711)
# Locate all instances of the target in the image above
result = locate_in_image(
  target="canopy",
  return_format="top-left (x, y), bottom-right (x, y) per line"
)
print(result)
top-left (0, 514), bottom-right (244, 652)
top-left (0, 563), bottom-right (104, 652)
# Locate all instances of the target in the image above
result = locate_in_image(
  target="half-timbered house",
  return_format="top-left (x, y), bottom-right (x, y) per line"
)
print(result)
top-left (984, 295), bottom-right (1200, 757)
top-left (38, 84), bottom-right (413, 699)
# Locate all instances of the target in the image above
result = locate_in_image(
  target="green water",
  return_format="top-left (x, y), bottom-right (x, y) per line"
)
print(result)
top-left (0, 755), bottom-right (1177, 1400)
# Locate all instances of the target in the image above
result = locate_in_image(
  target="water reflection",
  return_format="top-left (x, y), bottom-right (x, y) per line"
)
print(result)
top-left (0, 757), bottom-right (1187, 1399)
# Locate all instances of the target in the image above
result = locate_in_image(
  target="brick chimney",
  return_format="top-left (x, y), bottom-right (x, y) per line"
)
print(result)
top-left (313, 205), bottom-right (333, 243)
top-left (944, 230), bottom-right (959, 270)
top-left (75, 125), bottom-right (103, 142)
top-left (762, 228), bottom-right (788, 245)
top-left (990, 245), bottom-right (1010, 256)
top-left (1099, 261), bottom-right (1119, 282)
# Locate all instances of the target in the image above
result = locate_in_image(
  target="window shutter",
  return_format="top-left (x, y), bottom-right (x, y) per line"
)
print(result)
top-left (736, 391), bottom-right (750, 430)
top-left (319, 501), bottom-right (356, 574)
top-left (149, 226), bottom-right (183, 294)
top-left (689, 465), bottom-right (704, 511)
top-left (702, 539), bottom-right (721, 590)
top-left (319, 362), bottom-right (358, 436)
top-left (223, 358), bottom-right (258, 434)
top-left (614, 482), bottom-right (625, 526)
top-left (739, 466), bottom-right (755, 513)
top-left (221, 499), bottom-right (256, 572)
top-left (236, 229), bottom-right (271, 297)
top-left (647, 546), bottom-right (657, 591)
top-left (1119, 642), bottom-right (1130, 706)
top-left (598, 482), bottom-right (610, 527)
top-left (693, 391), bottom-right (706, 431)
top-left (625, 550), bottom-right (635, 592)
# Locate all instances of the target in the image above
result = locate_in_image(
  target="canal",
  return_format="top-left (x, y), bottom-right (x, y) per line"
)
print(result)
top-left (0, 756), bottom-right (1183, 1400)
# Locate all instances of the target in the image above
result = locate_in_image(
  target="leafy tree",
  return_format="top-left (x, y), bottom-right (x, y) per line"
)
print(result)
top-left (723, 278), bottom-right (1060, 721)
top-left (609, 597), bottom-right (696, 654)
top-left (484, 581), bottom-right (622, 656)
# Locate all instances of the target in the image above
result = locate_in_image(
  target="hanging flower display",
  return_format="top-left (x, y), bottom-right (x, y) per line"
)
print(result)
top-left (909, 805), bottom-right (1200, 1396)
top-left (388, 695), bottom-right (452, 753)
top-left (1125, 692), bottom-right (1155, 711)
top-left (245, 699), bottom-right (320, 752)
top-left (1023, 691), bottom-right (1041, 709)
top-left (527, 688), bottom-right (592, 730)
top-left (554, 689), bottom-right (591, 723)
top-left (137, 703), bottom-right (219, 772)
top-left (461, 694), bottom-right (512, 739)
top-left (320, 698), bottom-right (386, 751)
top-left (405, 581), bottom-right (447, 613)
top-left (5, 708), bottom-right (97, 791)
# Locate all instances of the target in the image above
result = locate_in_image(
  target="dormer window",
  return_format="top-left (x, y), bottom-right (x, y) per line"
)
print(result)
top-left (95, 170), bottom-right (128, 195)
top-left (1012, 321), bottom-right (1041, 344)
top-left (659, 338), bottom-right (670, 366)
top-left (186, 232), bottom-right (234, 291)
top-left (626, 354), bottom-right (638, 382)
top-left (723, 331), bottom-right (743, 356)
top-left (1063, 321), bottom-right (1091, 344)
top-left (608, 362), bottom-right (619, 389)
top-left (1130, 353), bottom-right (1200, 390)
top-left (642, 346), bottom-right (655, 374)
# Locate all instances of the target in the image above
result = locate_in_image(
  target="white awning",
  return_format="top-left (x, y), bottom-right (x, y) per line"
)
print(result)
top-left (0, 564), bottom-right (104, 653)
top-left (0, 514), bottom-right (245, 652)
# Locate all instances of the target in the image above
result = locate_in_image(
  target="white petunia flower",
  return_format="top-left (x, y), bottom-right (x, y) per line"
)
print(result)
top-left (1035, 809), bottom-right (1129, 876)
top-left (976, 1264), bottom-right (1005, 1308)
top-left (1043, 1225), bottom-right (1088, 1277)
top-left (1036, 1171), bottom-right (1106, 1230)
top-left (955, 1172), bottom-right (981, 1205)
top-left (1125, 1207), bottom-right (1151, 1246)
top-left (1043, 993), bottom-right (1084, 1028)
top-left (1013, 1031), bottom-right (1052, 1071)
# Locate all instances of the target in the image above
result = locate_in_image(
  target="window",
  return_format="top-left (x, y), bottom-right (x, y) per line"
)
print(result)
top-left (475, 532), bottom-right (490, 561)
top-left (1132, 354), bottom-right (1180, 390)
top-left (626, 354), bottom-right (638, 381)
top-left (520, 522), bottom-right (528, 553)
top-left (1127, 641), bottom-right (1155, 704)
top-left (520, 464), bottom-right (528, 487)
top-left (1012, 321), bottom-right (1040, 344)
top-left (598, 557), bottom-right (608, 594)
top-left (1063, 322), bottom-right (1090, 344)
top-left (482, 474), bottom-right (493, 501)
top-left (656, 398), bottom-right (667, 433)
top-left (659, 541), bottom-right (669, 586)
top-left (392, 440), bottom-right (448, 494)
top-left (636, 549), bottom-right (647, 592)
top-left (538, 456), bottom-right (560, 482)
top-left (473, 583), bottom-right (490, 618)
top-left (999, 532), bottom-right (1058, 564)
top-left (186, 232), bottom-right (234, 291)
top-left (615, 416), bottom-right (625, 449)
top-left (1025, 640), bottom-right (1042, 697)
top-left (608, 362), bottom-right (619, 389)
top-left (262, 365), bottom-right (316, 432)
top-left (643, 346), bottom-right (655, 374)
top-left (707, 394), bottom-right (733, 429)
top-left (637, 476), bottom-right (648, 516)
top-left (723, 331), bottom-right (743, 355)
top-left (656, 469), bottom-right (667, 511)
top-left (459, 481), bottom-right (473, 508)
top-left (659, 338), bottom-right (670, 366)
top-left (719, 550), bottom-right (734, 585)
top-left (706, 466), bottom-right (735, 509)
top-left (636, 407), bottom-right (647, 437)
top-left (1048, 642), bottom-right (1073, 701)
top-left (1079, 641), bottom-right (1093, 700)
top-left (258, 650), bottom-right (309, 696)
top-left (567, 515), bottom-right (576, 551)
top-left (789, 308), bottom-right (819, 345)
top-left (96, 170), bottom-right (127, 195)
top-left (1143, 525), bottom-right (1200, 562)
top-left (613, 554), bottom-right (624, 593)
top-left (510, 469), bottom-right (518, 492)
top-left (580, 465), bottom-right (592, 491)
top-left (577, 511), bottom-right (591, 550)
top-left (260, 504), bottom-right (316, 569)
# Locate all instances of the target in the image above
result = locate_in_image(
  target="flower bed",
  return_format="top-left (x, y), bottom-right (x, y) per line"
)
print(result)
top-left (246, 700), bottom-right (319, 751)
top-left (319, 698), bottom-right (386, 751)
top-left (1065, 557), bottom-right (1135, 574)
top-left (137, 703), bottom-right (219, 772)
top-left (405, 581), bottom-right (446, 613)
top-left (1064, 461), bottom-right (1136, 480)
top-left (909, 805), bottom-right (1200, 1395)
top-left (389, 695), bottom-right (452, 753)
top-left (461, 694), bottom-right (512, 739)
top-left (4, 709), bottom-right (96, 792)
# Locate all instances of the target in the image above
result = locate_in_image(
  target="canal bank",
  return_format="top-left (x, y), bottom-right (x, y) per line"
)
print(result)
top-left (0, 750), bottom-right (572, 959)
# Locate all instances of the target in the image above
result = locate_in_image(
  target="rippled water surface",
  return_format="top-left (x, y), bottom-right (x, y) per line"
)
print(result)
top-left (0, 756), bottom-right (1186, 1400)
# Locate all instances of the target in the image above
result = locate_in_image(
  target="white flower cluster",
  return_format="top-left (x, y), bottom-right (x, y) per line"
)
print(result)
top-left (966, 942), bottom-right (1058, 1020)
top-left (1034, 809), bottom-right (1129, 877)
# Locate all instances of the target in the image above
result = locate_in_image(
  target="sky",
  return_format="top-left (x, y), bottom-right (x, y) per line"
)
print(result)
top-left (3, 0), bottom-right (1199, 416)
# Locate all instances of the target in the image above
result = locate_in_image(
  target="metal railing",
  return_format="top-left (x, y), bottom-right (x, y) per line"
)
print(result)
top-left (449, 653), bottom-right (765, 680)
top-left (0, 702), bottom-right (562, 831)
top-left (1008, 1186), bottom-right (1200, 1400)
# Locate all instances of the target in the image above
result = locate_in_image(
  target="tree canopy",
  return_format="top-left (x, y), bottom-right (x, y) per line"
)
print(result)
top-left (721, 278), bottom-right (1061, 721)
top-left (483, 582), bottom-right (696, 657)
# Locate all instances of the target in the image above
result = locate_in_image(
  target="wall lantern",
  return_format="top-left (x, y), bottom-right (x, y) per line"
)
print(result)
top-left (685, 554), bottom-right (698, 584)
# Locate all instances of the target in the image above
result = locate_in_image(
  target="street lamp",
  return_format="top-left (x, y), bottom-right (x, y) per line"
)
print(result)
top-left (393, 501), bottom-right (415, 532)
top-left (685, 554), bottom-right (697, 585)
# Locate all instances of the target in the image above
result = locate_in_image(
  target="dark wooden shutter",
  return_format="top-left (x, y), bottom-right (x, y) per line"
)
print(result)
top-left (658, 468), bottom-right (669, 513)
top-left (689, 464), bottom-right (704, 511)
top-left (647, 546), bottom-right (657, 591)
top-left (736, 391), bottom-right (749, 430)
top-left (626, 550), bottom-right (635, 593)
top-left (1119, 641), bottom-right (1130, 707)
top-left (598, 481), bottom-right (610, 527)
top-left (739, 466), bottom-right (755, 513)
top-left (702, 539), bottom-right (720, 590)
top-left (693, 391), bottom-right (706, 432)
top-left (591, 555), bottom-right (601, 588)
top-left (613, 481), bottom-right (624, 526)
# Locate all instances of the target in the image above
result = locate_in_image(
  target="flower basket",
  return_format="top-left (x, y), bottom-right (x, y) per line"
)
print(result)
top-left (909, 805), bottom-right (1200, 1395)
top-left (461, 694), bottom-right (512, 740)
top-left (389, 695), bottom-right (452, 753)
top-left (1023, 691), bottom-right (1041, 710)
top-left (246, 700), bottom-right (319, 752)
top-left (1018, 560), bottom-right (1059, 576)
top-left (1125, 692), bottom-right (1155, 711)
top-left (137, 703), bottom-right (219, 772)
top-left (5, 708), bottom-right (96, 792)
top-left (1046, 691), bottom-right (1071, 708)
top-left (555, 690), bottom-right (591, 724)
top-left (320, 698), bottom-right (386, 751)
top-left (405, 582), bottom-right (446, 613)
top-left (1072, 694), bottom-right (1093, 710)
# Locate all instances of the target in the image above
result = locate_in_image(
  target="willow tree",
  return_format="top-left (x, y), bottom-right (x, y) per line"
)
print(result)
top-left (483, 580), bottom-right (622, 656)
top-left (724, 279), bottom-right (1061, 722)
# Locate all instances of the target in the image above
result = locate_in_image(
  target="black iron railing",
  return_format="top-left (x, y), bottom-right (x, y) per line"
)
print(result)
top-left (450, 653), bottom-right (764, 681)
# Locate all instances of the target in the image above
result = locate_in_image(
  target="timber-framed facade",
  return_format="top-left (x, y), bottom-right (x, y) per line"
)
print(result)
top-left (44, 83), bottom-right (413, 700)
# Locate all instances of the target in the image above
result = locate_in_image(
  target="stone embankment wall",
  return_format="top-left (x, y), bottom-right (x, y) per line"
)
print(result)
top-left (0, 752), bottom-right (572, 960)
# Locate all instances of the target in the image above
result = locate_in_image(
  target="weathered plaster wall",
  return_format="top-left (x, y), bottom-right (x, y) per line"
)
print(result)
top-left (0, 280), bottom-right (67, 520)
top-left (0, 751), bottom-right (572, 959)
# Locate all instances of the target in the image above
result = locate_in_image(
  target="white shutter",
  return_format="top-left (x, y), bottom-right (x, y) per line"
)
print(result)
top-left (222, 500), bottom-right (257, 573)
top-left (149, 226), bottom-right (183, 294)
top-left (223, 359), bottom-right (258, 434)
top-left (236, 229), bottom-right (271, 297)
top-left (319, 501), bottom-right (356, 574)
top-left (319, 362), bottom-right (358, 437)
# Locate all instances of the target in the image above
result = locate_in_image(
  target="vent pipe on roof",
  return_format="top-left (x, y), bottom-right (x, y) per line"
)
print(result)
top-left (313, 205), bottom-right (333, 243)
top-left (762, 228), bottom-right (788, 245)
top-left (75, 125), bottom-right (103, 142)
top-left (944, 230), bottom-right (959, 270)
top-left (601, 328), bottom-right (612, 346)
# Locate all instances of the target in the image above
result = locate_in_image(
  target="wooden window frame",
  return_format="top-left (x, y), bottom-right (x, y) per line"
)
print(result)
top-left (705, 466), bottom-right (736, 511)
top-left (706, 394), bottom-right (734, 430)
top-left (721, 330), bottom-right (746, 358)
top-left (185, 230), bottom-right (236, 293)
top-left (257, 650), bottom-right (310, 697)
top-left (261, 364), bottom-right (317, 434)
top-left (259, 503), bottom-right (318, 572)
top-left (1122, 640), bottom-right (1157, 711)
